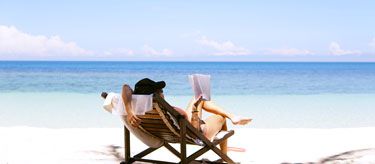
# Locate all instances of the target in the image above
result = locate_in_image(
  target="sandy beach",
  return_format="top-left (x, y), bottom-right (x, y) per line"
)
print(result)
top-left (2, 0), bottom-right (375, 163)
top-left (1, 93), bottom-right (375, 163)
top-left (1, 127), bottom-right (375, 164)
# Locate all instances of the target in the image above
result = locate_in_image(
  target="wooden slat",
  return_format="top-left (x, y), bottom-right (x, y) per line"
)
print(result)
top-left (157, 135), bottom-right (178, 139)
top-left (143, 127), bottom-right (175, 133)
top-left (144, 109), bottom-right (159, 114)
top-left (159, 137), bottom-right (179, 142)
top-left (140, 123), bottom-right (168, 128)
top-left (138, 114), bottom-right (162, 119)
top-left (149, 133), bottom-right (180, 142)
top-left (139, 112), bottom-right (159, 116)
top-left (153, 104), bottom-right (181, 137)
top-left (141, 101), bottom-right (199, 145)
top-left (140, 118), bottom-right (164, 124)
top-left (155, 132), bottom-right (177, 136)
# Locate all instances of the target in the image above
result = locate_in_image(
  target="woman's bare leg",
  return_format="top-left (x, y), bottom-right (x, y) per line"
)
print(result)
top-left (201, 100), bottom-right (233, 119)
top-left (203, 115), bottom-right (227, 154)
top-left (219, 120), bottom-right (228, 154)
top-left (201, 100), bottom-right (251, 125)
top-left (185, 97), bottom-right (196, 122)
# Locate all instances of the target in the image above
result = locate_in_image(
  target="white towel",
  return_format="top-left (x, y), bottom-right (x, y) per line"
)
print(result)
top-left (103, 93), bottom-right (153, 115)
top-left (131, 94), bottom-right (153, 115)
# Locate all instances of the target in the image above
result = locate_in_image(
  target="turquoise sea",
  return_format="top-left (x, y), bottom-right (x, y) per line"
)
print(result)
top-left (1, 61), bottom-right (375, 128)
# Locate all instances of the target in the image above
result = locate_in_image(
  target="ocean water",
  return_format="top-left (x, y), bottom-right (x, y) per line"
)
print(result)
top-left (0, 61), bottom-right (375, 128)
top-left (1, 61), bottom-right (375, 95)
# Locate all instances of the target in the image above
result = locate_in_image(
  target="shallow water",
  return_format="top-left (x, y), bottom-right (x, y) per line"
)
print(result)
top-left (1, 92), bottom-right (374, 128)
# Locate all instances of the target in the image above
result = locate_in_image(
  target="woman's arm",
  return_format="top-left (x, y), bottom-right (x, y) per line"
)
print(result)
top-left (121, 84), bottom-right (141, 127)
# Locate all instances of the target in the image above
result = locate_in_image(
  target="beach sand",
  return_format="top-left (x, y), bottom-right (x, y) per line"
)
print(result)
top-left (1, 127), bottom-right (375, 164)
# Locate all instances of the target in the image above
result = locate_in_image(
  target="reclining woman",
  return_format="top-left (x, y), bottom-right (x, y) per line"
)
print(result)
top-left (123, 78), bottom-right (252, 155)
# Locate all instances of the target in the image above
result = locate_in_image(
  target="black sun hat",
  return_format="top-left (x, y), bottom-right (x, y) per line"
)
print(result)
top-left (133, 78), bottom-right (166, 94)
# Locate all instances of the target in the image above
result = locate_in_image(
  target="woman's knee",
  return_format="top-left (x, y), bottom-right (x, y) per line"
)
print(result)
top-left (213, 114), bottom-right (226, 124)
top-left (203, 115), bottom-right (226, 140)
top-left (220, 115), bottom-right (226, 124)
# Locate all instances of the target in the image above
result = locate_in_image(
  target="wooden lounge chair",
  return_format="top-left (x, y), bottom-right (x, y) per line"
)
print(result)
top-left (120, 94), bottom-right (236, 164)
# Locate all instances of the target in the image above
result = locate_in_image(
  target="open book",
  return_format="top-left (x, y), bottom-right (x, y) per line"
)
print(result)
top-left (188, 74), bottom-right (211, 101)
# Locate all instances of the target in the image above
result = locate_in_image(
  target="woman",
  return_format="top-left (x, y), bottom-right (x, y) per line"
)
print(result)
top-left (123, 78), bottom-right (252, 155)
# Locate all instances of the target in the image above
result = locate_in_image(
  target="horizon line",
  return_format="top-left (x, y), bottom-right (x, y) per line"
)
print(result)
top-left (1, 60), bottom-right (375, 63)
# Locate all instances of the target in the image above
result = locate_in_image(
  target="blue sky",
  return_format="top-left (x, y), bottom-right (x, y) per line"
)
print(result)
top-left (0, 0), bottom-right (375, 61)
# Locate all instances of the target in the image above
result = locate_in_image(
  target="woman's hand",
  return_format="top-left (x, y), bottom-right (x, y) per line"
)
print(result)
top-left (193, 95), bottom-right (204, 108)
top-left (127, 111), bottom-right (141, 128)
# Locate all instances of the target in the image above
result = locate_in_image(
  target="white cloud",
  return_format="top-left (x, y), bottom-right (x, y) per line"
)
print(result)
top-left (197, 36), bottom-right (250, 56)
top-left (329, 42), bottom-right (361, 55)
top-left (142, 44), bottom-right (173, 56)
top-left (369, 37), bottom-right (375, 48)
top-left (268, 48), bottom-right (314, 55)
top-left (0, 25), bottom-right (90, 59)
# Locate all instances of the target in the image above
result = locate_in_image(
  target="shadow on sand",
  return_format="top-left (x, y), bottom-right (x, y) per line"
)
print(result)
top-left (89, 145), bottom-right (124, 162)
top-left (94, 145), bottom-right (375, 164)
top-left (282, 148), bottom-right (375, 164)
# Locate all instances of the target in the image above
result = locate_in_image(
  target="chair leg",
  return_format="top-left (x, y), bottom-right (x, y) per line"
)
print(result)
top-left (180, 120), bottom-right (187, 164)
top-left (164, 142), bottom-right (181, 158)
top-left (210, 146), bottom-right (235, 164)
top-left (133, 147), bottom-right (158, 158)
top-left (186, 146), bottom-right (210, 163)
top-left (124, 126), bottom-right (131, 163)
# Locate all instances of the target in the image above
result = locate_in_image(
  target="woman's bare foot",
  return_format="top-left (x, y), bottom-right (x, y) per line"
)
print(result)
top-left (230, 116), bottom-right (252, 125)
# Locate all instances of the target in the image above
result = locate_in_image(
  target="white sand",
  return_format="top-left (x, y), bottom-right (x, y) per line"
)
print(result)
top-left (1, 127), bottom-right (375, 164)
